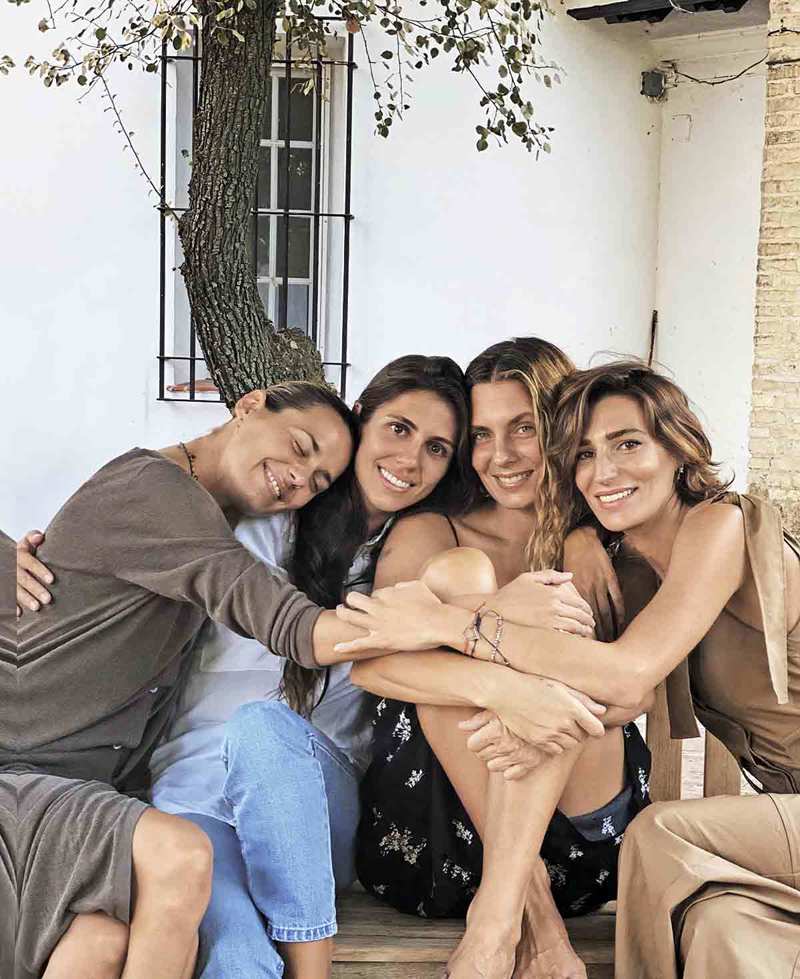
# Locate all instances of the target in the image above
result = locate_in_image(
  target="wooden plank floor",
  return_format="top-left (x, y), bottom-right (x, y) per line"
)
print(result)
top-left (332, 891), bottom-right (614, 978)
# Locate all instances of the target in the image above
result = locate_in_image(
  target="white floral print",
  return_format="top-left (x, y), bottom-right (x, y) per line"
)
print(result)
top-left (405, 769), bottom-right (424, 789)
top-left (452, 820), bottom-right (474, 845)
top-left (393, 709), bottom-right (412, 744)
top-left (441, 858), bottom-right (472, 884)
top-left (379, 822), bottom-right (427, 866)
top-left (544, 859), bottom-right (568, 888)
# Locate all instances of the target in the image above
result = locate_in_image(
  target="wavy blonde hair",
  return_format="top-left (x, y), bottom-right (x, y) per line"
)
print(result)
top-left (463, 338), bottom-right (575, 570)
top-left (534, 361), bottom-right (732, 569)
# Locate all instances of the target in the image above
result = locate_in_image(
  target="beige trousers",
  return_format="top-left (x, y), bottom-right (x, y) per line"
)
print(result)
top-left (615, 794), bottom-right (800, 979)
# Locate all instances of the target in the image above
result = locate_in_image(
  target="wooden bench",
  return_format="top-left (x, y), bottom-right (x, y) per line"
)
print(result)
top-left (332, 683), bottom-right (743, 977)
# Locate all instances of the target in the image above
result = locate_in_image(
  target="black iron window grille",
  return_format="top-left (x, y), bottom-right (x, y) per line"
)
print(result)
top-left (158, 26), bottom-right (355, 403)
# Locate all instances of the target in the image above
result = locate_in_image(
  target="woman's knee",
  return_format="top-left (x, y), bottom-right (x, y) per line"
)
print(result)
top-left (48, 913), bottom-right (129, 978)
top-left (622, 799), bottom-right (684, 852)
top-left (133, 811), bottom-right (213, 909)
top-left (80, 914), bottom-right (129, 967)
top-left (421, 547), bottom-right (497, 602)
top-left (226, 700), bottom-right (308, 755)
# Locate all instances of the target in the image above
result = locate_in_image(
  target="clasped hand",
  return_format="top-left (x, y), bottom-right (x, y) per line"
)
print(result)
top-left (334, 568), bottom-right (595, 655)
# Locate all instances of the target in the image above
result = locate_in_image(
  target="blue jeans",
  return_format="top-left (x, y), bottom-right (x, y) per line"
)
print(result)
top-left (184, 701), bottom-right (361, 979)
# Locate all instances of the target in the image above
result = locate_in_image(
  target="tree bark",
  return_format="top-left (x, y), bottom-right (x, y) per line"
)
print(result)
top-left (178, 0), bottom-right (325, 408)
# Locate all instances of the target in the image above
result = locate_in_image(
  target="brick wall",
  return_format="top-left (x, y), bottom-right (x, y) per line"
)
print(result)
top-left (749, 0), bottom-right (800, 535)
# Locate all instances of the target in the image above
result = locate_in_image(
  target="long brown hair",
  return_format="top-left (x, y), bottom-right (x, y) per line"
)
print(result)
top-left (535, 360), bottom-right (731, 569)
top-left (464, 337), bottom-right (576, 568)
top-left (283, 355), bottom-right (471, 717)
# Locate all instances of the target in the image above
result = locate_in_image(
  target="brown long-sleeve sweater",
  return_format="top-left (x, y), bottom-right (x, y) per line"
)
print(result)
top-left (5, 449), bottom-right (323, 792)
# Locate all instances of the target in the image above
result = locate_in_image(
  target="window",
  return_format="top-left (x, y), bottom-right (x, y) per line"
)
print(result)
top-left (158, 29), bottom-right (355, 402)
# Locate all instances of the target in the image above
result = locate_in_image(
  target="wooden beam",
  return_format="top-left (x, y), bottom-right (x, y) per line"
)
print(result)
top-left (645, 681), bottom-right (683, 801)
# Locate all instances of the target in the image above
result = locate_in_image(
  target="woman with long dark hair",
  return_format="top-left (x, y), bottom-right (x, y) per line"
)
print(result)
top-left (168, 354), bottom-right (474, 979)
top-left (340, 339), bottom-right (643, 979)
top-left (336, 361), bottom-right (799, 979)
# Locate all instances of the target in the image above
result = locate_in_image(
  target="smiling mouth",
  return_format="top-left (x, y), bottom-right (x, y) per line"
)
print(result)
top-left (378, 465), bottom-right (413, 490)
top-left (597, 487), bottom-right (637, 504)
top-left (493, 470), bottom-right (534, 489)
top-left (264, 463), bottom-right (282, 500)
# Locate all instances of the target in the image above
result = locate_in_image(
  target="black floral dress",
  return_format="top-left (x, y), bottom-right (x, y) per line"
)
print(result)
top-left (356, 698), bottom-right (651, 918)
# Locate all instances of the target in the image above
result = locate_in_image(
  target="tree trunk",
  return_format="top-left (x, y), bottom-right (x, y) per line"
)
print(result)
top-left (178, 0), bottom-right (325, 408)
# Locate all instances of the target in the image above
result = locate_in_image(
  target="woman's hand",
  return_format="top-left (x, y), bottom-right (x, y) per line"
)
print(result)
top-left (491, 571), bottom-right (596, 637)
top-left (482, 671), bottom-right (606, 752)
top-left (562, 527), bottom-right (624, 642)
top-left (16, 530), bottom-right (54, 616)
top-left (334, 579), bottom-right (450, 654)
top-left (459, 710), bottom-right (548, 780)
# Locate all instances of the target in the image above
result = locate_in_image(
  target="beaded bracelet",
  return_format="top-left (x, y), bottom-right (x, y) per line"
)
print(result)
top-left (477, 607), bottom-right (509, 666)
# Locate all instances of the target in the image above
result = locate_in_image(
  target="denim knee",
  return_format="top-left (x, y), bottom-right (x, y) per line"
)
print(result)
top-left (223, 701), bottom-right (313, 771)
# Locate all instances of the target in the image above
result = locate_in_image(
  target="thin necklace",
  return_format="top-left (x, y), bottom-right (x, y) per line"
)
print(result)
top-left (179, 441), bottom-right (198, 481)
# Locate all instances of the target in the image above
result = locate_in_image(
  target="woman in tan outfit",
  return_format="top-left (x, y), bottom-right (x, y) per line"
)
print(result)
top-left (334, 361), bottom-right (800, 979)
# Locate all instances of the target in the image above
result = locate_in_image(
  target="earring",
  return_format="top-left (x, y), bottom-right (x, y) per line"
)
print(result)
top-left (676, 464), bottom-right (686, 483)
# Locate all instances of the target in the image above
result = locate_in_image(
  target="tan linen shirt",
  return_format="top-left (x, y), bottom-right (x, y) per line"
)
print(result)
top-left (616, 493), bottom-right (800, 793)
top-left (5, 450), bottom-right (323, 792)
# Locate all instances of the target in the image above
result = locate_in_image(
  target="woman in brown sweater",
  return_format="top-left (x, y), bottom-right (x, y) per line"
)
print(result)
top-left (334, 362), bottom-right (799, 979)
top-left (8, 382), bottom-right (357, 979)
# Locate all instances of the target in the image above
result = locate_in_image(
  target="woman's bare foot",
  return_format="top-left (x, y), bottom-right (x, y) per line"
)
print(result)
top-left (511, 863), bottom-right (586, 979)
top-left (512, 912), bottom-right (586, 979)
top-left (446, 896), bottom-right (521, 979)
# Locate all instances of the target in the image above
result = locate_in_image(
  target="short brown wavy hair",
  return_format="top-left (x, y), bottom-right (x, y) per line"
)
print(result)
top-left (532, 361), bottom-right (731, 570)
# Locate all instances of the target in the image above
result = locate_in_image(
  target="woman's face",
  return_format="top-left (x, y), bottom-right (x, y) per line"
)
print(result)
top-left (354, 389), bottom-right (457, 516)
top-left (574, 394), bottom-right (681, 534)
top-left (470, 380), bottom-right (543, 510)
top-left (219, 393), bottom-right (354, 516)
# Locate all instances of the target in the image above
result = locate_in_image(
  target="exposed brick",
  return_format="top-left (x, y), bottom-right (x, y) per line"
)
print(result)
top-left (748, 5), bottom-right (800, 535)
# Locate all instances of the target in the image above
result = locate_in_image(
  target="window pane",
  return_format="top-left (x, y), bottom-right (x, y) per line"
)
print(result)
top-left (276, 284), bottom-right (310, 333)
top-left (277, 148), bottom-right (313, 211)
top-left (276, 216), bottom-right (310, 279)
top-left (257, 280), bottom-right (273, 319)
top-left (257, 148), bottom-right (272, 208)
top-left (256, 214), bottom-right (272, 276)
top-left (259, 76), bottom-right (274, 139)
top-left (278, 77), bottom-right (314, 142)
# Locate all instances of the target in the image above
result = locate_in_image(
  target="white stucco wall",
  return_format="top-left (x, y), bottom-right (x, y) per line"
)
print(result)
top-left (650, 29), bottom-right (767, 488)
top-left (9, 5), bottom-right (763, 539)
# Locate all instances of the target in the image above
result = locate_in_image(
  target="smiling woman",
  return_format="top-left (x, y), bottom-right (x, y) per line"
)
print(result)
top-left (169, 382), bottom-right (355, 515)
top-left (7, 379), bottom-right (361, 979)
top-left (345, 339), bottom-right (647, 979)
top-left (336, 361), bottom-right (800, 979)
